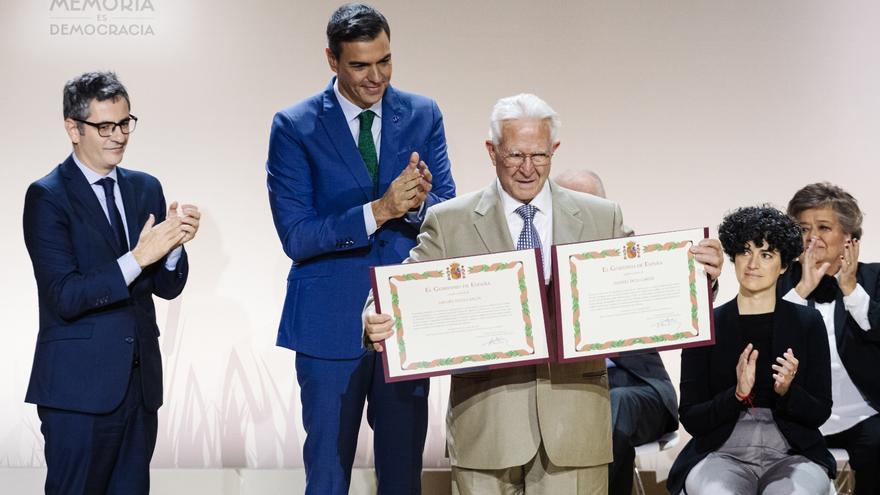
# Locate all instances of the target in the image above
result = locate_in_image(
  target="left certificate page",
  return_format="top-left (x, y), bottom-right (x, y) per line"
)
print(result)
top-left (371, 249), bottom-right (551, 382)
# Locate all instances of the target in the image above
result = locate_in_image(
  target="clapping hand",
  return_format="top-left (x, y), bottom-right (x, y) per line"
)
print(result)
top-left (795, 237), bottom-right (832, 298)
top-left (736, 343), bottom-right (758, 400)
top-left (772, 348), bottom-right (799, 396)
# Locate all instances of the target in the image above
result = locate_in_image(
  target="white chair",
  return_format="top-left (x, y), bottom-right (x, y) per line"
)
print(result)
top-left (829, 448), bottom-right (852, 495)
top-left (633, 430), bottom-right (680, 495)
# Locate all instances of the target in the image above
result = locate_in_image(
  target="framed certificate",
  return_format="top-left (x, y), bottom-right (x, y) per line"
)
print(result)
top-left (551, 227), bottom-right (715, 362)
top-left (370, 249), bottom-right (551, 382)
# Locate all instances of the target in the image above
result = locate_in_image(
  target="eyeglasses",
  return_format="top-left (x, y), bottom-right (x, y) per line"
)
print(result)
top-left (72, 115), bottom-right (138, 137)
top-left (499, 150), bottom-right (553, 168)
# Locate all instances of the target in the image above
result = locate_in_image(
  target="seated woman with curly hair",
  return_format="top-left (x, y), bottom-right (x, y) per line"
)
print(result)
top-left (667, 206), bottom-right (835, 495)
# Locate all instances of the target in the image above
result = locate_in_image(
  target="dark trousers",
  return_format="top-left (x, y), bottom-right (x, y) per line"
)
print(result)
top-left (608, 366), bottom-right (672, 495)
top-left (825, 414), bottom-right (880, 495)
top-left (296, 351), bottom-right (429, 495)
top-left (38, 367), bottom-right (156, 495)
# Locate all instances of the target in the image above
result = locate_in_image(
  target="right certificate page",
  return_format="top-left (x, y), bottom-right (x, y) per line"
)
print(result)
top-left (552, 227), bottom-right (715, 362)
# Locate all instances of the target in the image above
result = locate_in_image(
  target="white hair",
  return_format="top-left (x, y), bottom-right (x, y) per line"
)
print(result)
top-left (488, 93), bottom-right (561, 145)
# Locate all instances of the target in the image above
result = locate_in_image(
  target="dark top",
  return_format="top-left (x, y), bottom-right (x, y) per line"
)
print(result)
top-left (738, 313), bottom-right (776, 408)
top-left (666, 298), bottom-right (835, 494)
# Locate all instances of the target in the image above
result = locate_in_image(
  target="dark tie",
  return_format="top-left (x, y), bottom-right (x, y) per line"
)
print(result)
top-left (358, 110), bottom-right (379, 188)
top-left (96, 177), bottom-right (129, 255)
top-left (515, 204), bottom-right (542, 259)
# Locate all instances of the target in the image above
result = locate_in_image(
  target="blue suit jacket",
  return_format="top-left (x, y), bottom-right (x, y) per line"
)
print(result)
top-left (267, 79), bottom-right (455, 359)
top-left (23, 155), bottom-right (188, 414)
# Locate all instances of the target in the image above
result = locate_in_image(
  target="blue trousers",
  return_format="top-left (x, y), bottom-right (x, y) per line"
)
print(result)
top-left (38, 366), bottom-right (156, 495)
top-left (296, 351), bottom-right (429, 495)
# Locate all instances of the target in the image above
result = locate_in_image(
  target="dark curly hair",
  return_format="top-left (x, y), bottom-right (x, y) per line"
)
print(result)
top-left (718, 205), bottom-right (803, 268)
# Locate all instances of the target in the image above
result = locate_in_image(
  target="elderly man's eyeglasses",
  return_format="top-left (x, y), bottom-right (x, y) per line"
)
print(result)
top-left (72, 115), bottom-right (138, 137)
top-left (499, 151), bottom-right (553, 168)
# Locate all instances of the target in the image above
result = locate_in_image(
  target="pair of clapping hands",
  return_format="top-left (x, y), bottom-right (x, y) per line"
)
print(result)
top-left (132, 202), bottom-right (200, 268)
top-left (797, 236), bottom-right (861, 297)
top-left (736, 344), bottom-right (799, 399)
top-left (372, 152), bottom-right (432, 227)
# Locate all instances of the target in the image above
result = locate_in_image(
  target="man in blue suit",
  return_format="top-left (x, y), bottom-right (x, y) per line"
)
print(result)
top-left (23, 71), bottom-right (199, 494)
top-left (266, 4), bottom-right (455, 493)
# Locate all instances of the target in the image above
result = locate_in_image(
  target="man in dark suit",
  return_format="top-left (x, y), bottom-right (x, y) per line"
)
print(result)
top-left (23, 71), bottom-right (198, 494)
top-left (556, 170), bottom-right (680, 495)
top-left (265, 4), bottom-right (455, 493)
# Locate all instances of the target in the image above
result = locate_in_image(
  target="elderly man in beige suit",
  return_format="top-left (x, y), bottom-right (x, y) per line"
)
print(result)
top-left (365, 93), bottom-right (723, 494)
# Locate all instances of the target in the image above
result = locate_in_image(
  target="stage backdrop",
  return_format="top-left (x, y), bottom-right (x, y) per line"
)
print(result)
top-left (1, 0), bottom-right (877, 470)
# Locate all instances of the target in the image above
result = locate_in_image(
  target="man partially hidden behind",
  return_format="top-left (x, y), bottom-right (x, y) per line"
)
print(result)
top-left (365, 94), bottom-right (722, 494)
top-left (23, 71), bottom-right (200, 494)
top-left (266, 3), bottom-right (455, 493)
top-left (556, 170), bottom-right (680, 495)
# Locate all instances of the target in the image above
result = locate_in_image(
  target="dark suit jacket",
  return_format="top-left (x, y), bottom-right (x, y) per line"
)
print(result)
top-left (23, 155), bottom-right (188, 414)
top-left (667, 298), bottom-right (835, 494)
top-left (267, 78), bottom-right (455, 359)
top-left (611, 352), bottom-right (679, 433)
top-left (778, 262), bottom-right (880, 410)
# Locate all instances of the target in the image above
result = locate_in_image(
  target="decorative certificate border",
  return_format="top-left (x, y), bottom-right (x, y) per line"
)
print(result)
top-left (388, 261), bottom-right (536, 370)
top-left (552, 227), bottom-right (715, 362)
top-left (371, 248), bottom-right (550, 383)
top-left (568, 241), bottom-right (699, 352)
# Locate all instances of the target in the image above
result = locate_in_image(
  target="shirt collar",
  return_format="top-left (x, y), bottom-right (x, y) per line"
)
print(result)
top-left (496, 178), bottom-right (552, 218)
top-left (71, 152), bottom-right (118, 185)
top-left (333, 78), bottom-right (383, 124)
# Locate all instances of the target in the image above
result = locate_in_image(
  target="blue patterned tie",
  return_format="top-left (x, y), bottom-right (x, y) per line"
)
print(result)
top-left (515, 204), bottom-right (542, 259)
top-left (96, 177), bottom-right (129, 256)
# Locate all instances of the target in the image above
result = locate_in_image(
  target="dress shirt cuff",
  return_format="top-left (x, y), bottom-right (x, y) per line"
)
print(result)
top-left (118, 252), bottom-right (143, 285)
top-left (404, 202), bottom-right (427, 225)
top-left (783, 288), bottom-right (808, 306)
top-left (363, 203), bottom-right (378, 236)
top-left (843, 283), bottom-right (872, 330)
top-left (165, 246), bottom-right (183, 270)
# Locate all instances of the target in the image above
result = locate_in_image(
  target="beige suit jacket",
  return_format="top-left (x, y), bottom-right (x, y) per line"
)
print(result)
top-left (401, 180), bottom-right (626, 470)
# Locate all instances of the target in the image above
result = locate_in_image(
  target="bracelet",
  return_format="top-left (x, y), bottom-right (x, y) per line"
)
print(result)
top-left (735, 390), bottom-right (754, 408)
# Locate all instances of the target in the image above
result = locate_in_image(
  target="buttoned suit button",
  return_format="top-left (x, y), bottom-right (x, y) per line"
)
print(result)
top-left (125, 336), bottom-right (134, 344)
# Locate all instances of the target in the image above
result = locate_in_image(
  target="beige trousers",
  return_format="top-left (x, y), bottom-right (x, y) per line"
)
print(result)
top-left (451, 442), bottom-right (608, 495)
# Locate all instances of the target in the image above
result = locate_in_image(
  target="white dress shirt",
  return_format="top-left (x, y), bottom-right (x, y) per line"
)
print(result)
top-left (497, 179), bottom-right (553, 284)
top-left (333, 80), bottom-right (383, 236)
top-left (72, 152), bottom-right (182, 285)
top-left (783, 275), bottom-right (876, 435)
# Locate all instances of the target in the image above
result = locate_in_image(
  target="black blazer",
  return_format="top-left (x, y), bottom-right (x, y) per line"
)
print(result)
top-left (778, 262), bottom-right (880, 410)
top-left (667, 298), bottom-right (835, 494)
top-left (611, 352), bottom-right (678, 433)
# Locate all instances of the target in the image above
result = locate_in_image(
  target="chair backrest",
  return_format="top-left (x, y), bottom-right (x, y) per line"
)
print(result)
top-left (633, 430), bottom-right (680, 457)
top-left (829, 448), bottom-right (849, 463)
